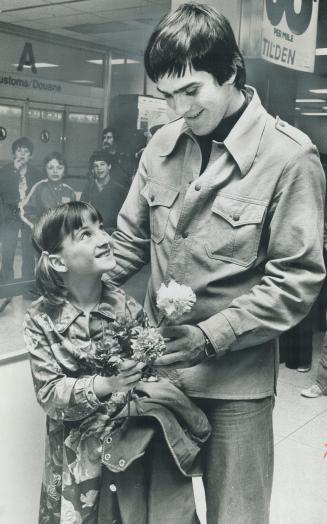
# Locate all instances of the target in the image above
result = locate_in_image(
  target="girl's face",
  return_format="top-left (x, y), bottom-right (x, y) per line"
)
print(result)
top-left (46, 158), bottom-right (65, 183)
top-left (59, 219), bottom-right (116, 276)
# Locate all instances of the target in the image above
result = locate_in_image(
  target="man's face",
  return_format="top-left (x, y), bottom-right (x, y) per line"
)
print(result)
top-left (102, 131), bottom-right (114, 149)
top-left (92, 160), bottom-right (110, 181)
top-left (157, 68), bottom-right (238, 136)
top-left (13, 146), bottom-right (32, 167)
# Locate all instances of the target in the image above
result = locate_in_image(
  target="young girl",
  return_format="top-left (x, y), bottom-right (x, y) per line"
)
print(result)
top-left (21, 151), bottom-right (76, 228)
top-left (24, 201), bottom-right (210, 524)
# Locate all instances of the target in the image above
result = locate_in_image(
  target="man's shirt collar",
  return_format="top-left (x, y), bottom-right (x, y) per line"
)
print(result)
top-left (159, 86), bottom-right (268, 178)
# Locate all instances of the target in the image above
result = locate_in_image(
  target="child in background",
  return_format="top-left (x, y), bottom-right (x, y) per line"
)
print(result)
top-left (80, 150), bottom-right (127, 234)
top-left (21, 151), bottom-right (75, 228)
top-left (24, 201), bottom-right (210, 524)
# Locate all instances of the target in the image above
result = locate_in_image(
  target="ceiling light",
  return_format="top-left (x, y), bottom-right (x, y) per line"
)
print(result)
top-left (300, 112), bottom-right (327, 116)
top-left (72, 80), bottom-right (95, 84)
top-left (12, 63), bottom-right (59, 68)
top-left (87, 59), bottom-right (103, 65)
top-left (315, 48), bottom-right (327, 55)
top-left (295, 98), bottom-right (325, 103)
top-left (309, 89), bottom-right (327, 94)
top-left (295, 107), bottom-right (301, 110)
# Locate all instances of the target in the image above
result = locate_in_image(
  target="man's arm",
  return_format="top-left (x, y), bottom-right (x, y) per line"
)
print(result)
top-left (156, 146), bottom-right (326, 367)
top-left (108, 153), bottom-right (151, 285)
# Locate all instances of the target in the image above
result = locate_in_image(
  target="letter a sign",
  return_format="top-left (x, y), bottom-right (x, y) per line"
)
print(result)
top-left (261, 0), bottom-right (319, 72)
top-left (17, 42), bottom-right (37, 74)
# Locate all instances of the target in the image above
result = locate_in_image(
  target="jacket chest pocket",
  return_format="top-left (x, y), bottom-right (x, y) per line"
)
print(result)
top-left (141, 182), bottom-right (179, 243)
top-left (205, 194), bottom-right (267, 266)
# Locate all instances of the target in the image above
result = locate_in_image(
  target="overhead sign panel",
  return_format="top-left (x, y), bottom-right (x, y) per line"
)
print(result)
top-left (261, 0), bottom-right (319, 72)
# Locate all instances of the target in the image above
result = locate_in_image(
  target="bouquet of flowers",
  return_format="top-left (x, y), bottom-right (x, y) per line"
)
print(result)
top-left (156, 280), bottom-right (196, 323)
top-left (92, 313), bottom-right (166, 378)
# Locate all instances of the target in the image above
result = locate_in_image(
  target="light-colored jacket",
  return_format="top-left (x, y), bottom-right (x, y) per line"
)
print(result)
top-left (24, 283), bottom-right (210, 523)
top-left (110, 86), bottom-right (326, 400)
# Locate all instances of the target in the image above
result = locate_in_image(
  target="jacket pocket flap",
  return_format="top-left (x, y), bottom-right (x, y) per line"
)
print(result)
top-left (141, 182), bottom-right (179, 208)
top-left (212, 194), bottom-right (266, 227)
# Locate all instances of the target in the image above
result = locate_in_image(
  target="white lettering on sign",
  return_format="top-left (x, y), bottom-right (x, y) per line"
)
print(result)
top-left (0, 73), bottom-right (61, 92)
top-left (261, 0), bottom-right (319, 72)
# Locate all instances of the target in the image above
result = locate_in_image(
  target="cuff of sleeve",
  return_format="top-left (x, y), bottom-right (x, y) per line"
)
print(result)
top-left (198, 312), bottom-right (237, 355)
top-left (74, 375), bottom-right (101, 410)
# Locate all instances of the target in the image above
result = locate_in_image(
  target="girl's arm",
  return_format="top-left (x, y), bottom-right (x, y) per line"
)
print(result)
top-left (24, 311), bottom-right (142, 422)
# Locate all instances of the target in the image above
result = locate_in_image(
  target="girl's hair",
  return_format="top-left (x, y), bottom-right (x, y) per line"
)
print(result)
top-left (43, 151), bottom-right (68, 178)
top-left (33, 201), bottom-right (101, 306)
top-left (144, 3), bottom-right (245, 89)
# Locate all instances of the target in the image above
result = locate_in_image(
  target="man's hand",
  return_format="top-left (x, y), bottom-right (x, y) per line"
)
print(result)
top-left (154, 324), bottom-right (207, 368)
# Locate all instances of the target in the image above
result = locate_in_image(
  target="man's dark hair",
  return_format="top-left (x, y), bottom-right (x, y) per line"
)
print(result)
top-left (144, 3), bottom-right (245, 89)
top-left (102, 127), bottom-right (115, 139)
top-left (12, 136), bottom-right (34, 155)
top-left (89, 150), bottom-right (111, 166)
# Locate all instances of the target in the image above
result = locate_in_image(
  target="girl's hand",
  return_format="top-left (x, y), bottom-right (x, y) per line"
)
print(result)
top-left (93, 359), bottom-right (144, 399)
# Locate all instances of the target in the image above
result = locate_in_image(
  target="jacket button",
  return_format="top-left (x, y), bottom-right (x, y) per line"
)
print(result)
top-left (104, 453), bottom-right (111, 460)
top-left (109, 483), bottom-right (117, 492)
top-left (150, 195), bottom-right (155, 202)
top-left (233, 213), bottom-right (240, 221)
top-left (182, 232), bottom-right (189, 239)
top-left (106, 436), bottom-right (112, 444)
top-left (194, 184), bottom-right (201, 191)
top-left (118, 458), bottom-right (126, 467)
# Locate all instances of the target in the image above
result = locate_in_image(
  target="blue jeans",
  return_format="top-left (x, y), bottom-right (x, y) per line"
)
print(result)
top-left (194, 396), bottom-right (274, 524)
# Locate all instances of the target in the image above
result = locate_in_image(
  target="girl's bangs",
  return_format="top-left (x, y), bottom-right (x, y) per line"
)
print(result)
top-left (62, 202), bottom-right (100, 236)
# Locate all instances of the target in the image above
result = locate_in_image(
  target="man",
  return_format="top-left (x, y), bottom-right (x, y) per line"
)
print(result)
top-left (0, 136), bottom-right (42, 283)
top-left (108, 4), bottom-right (326, 523)
top-left (102, 126), bottom-right (117, 156)
top-left (101, 126), bottom-right (134, 195)
top-left (81, 150), bottom-right (127, 234)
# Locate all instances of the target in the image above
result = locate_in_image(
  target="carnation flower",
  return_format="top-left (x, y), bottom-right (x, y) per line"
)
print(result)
top-left (156, 280), bottom-right (196, 321)
top-left (130, 326), bottom-right (166, 364)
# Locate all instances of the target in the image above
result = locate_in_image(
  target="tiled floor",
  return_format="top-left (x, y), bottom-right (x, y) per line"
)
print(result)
top-left (1, 269), bottom-right (327, 523)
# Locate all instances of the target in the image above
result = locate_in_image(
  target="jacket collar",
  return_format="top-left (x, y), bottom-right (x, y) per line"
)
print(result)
top-left (52, 281), bottom-right (117, 333)
top-left (159, 86), bottom-right (268, 178)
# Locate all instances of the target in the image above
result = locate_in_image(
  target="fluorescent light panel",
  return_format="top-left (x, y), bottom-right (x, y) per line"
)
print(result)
top-left (309, 89), bottom-right (327, 94)
top-left (296, 98), bottom-right (325, 103)
top-left (316, 48), bottom-right (327, 55)
top-left (12, 63), bottom-right (59, 68)
top-left (72, 80), bottom-right (95, 84)
top-left (301, 112), bottom-right (327, 116)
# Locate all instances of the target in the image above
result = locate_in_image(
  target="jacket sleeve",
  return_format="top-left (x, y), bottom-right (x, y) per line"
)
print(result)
top-left (24, 311), bottom-right (103, 421)
top-left (109, 152), bottom-right (151, 284)
top-left (21, 182), bottom-right (40, 227)
top-left (198, 145), bottom-right (326, 353)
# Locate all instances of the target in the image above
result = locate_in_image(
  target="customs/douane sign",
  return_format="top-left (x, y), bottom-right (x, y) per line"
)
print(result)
top-left (261, 0), bottom-right (319, 72)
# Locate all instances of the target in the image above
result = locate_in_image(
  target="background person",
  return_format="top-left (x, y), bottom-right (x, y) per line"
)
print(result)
top-left (0, 136), bottom-right (42, 283)
top-left (21, 151), bottom-right (76, 228)
top-left (102, 126), bottom-right (135, 194)
top-left (81, 150), bottom-right (127, 234)
top-left (107, 4), bottom-right (326, 523)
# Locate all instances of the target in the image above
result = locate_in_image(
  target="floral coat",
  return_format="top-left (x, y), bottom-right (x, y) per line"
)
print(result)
top-left (24, 283), bottom-right (210, 524)
top-left (24, 283), bottom-right (148, 524)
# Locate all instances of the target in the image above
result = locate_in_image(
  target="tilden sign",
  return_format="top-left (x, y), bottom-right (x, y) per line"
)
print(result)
top-left (261, 0), bottom-right (319, 72)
